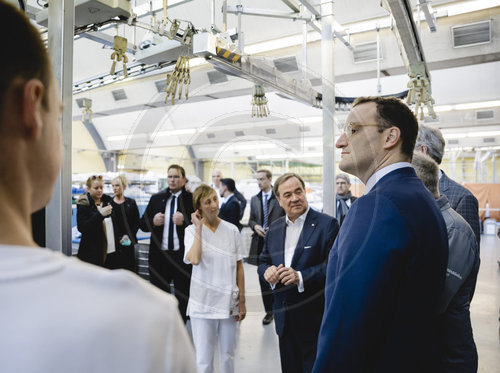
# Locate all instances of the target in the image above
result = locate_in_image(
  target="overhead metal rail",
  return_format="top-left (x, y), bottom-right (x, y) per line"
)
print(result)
top-left (381, 0), bottom-right (436, 118)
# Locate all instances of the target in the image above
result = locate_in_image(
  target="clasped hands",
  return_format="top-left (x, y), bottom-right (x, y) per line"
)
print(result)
top-left (153, 212), bottom-right (184, 227)
top-left (264, 264), bottom-right (299, 286)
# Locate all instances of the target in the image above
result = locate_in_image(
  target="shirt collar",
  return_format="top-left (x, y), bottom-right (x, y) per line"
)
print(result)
top-left (285, 206), bottom-right (310, 225)
top-left (170, 190), bottom-right (182, 198)
top-left (365, 162), bottom-right (412, 194)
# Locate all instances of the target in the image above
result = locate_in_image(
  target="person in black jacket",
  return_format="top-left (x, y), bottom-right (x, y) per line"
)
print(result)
top-left (107, 175), bottom-right (140, 272)
top-left (219, 178), bottom-right (242, 231)
top-left (139, 164), bottom-right (194, 323)
top-left (77, 175), bottom-right (114, 267)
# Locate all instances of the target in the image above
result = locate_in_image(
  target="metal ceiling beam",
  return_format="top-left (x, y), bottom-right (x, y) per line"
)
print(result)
top-left (281, 0), bottom-right (301, 13)
top-left (77, 31), bottom-right (136, 54)
top-left (225, 5), bottom-right (310, 21)
top-left (297, 0), bottom-right (320, 18)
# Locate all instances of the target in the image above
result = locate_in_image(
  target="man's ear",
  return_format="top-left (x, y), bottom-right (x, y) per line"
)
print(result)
top-left (383, 127), bottom-right (401, 150)
top-left (22, 79), bottom-right (44, 140)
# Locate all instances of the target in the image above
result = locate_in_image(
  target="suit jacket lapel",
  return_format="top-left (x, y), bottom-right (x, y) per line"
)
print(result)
top-left (274, 219), bottom-right (287, 264)
top-left (291, 210), bottom-right (317, 268)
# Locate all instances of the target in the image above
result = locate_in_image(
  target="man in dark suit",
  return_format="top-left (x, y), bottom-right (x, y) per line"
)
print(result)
top-left (139, 164), bottom-right (194, 322)
top-left (258, 173), bottom-right (339, 373)
top-left (218, 178), bottom-right (242, 230)
top-left (212, 169), bottom-right (247, 219)
top-left (248, 169), bottom-right (285, 325)
top-left (335, 173), bottom-right (357, 226)
top-left (415, 125), bottom-right (480, 247)
top-left (313, 97), bottom-right (449, 373)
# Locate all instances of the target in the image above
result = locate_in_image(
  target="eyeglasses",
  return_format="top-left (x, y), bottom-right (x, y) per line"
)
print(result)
top-left (90, 175), bottom-right (103, 180)
top-left (340, 122), bottom-right (382, 138)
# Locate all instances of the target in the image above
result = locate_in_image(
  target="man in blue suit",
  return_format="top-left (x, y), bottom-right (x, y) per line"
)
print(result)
top-left (312, 97), bottom-right (449, 373)
top-left (258, 173), bottom-right (339, 373)
top-left (218, 178), bottom-right (242, 231)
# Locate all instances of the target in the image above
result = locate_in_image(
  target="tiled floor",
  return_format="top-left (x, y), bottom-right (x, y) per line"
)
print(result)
top-left (232, 233), bottom-right (500, 372)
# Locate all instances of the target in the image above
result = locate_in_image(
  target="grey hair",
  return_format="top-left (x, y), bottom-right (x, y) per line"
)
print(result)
top-left (415, 125), bottom-right (445, 164)
top-left (335, 173), bottom-right (351, 184)
top-left (411, 152), bottom-right (440, 198)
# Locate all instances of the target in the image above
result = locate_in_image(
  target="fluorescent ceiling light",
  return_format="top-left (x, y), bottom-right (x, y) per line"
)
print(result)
top-left (433, 100), bottom-right (500, 113)
top-left (445, 0), bottom-right (499, 17)
top-left (443, 130), bottom-right (500, 140)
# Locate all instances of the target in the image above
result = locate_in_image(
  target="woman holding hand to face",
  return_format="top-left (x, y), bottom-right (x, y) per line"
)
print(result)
top-left (107, 175), bottom-right (140, 272)
top-left (77, 175), bottom-right (114, 267)
top-left (184, 184), bottom-right (246, 373)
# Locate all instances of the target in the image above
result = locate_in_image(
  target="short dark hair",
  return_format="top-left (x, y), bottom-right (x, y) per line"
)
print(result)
top-left (273, 173), bottom-right (305, 197)
top-left (168, 164), bottom-right (186, 178)
top-left (353, 96), bottom-right (418, 159)
top-left (0, 1), bottom-right (51, 116)
top-left (221, 178), bottom-right (236, 193)
top-left (256, 169), bottom-right (272, 179)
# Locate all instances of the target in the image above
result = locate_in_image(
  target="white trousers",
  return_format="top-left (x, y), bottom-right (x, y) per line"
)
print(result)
top-left (190, 317), bottom-right (237, 373)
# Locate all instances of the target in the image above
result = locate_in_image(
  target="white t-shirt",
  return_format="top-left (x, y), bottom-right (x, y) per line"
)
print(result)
top-left (184, 220), bottom-right (244, 319)
top-left (0, 245), bottom-right (196, 373)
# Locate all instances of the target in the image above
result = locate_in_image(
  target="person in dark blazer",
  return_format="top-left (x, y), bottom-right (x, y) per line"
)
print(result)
top-left (218, 178), bottom-right (242, 231)
top-left (107, 175), bottom-right (140, 272)
top-left (415, 124), bottom-right (480, 247)
top-left (258, 173), bottom-right (339, 373)
top-left (212, 169), bottom-right (247, 219)
top-left (248, 169), bottom-right (285, 325)
top-left (335, 173), bottom-right (357, 226)
top-left (312, 97), bottom-right (449, 373)
top-left (139, 164), bottom-right (194, 323)
top-left (412, 152), bottom-right (480, 373)
top-left (77, 175), bottom-right (114, 267)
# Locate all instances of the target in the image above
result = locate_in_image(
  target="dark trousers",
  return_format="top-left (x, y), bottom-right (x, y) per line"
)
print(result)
top-left (149, 248), bottom-right (191, 323)
top-left (278, 318), bottom-right (318, 373)
top-left (104, 244), bottom-right (136, 272)
top-left (259, 274), bottom-right (274, 314)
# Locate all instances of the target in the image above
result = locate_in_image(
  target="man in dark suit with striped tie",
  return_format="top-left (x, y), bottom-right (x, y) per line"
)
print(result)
top-left (139, 164), bottom-right (194, 322)
top-left (248, 169), bottom-right (285, 325)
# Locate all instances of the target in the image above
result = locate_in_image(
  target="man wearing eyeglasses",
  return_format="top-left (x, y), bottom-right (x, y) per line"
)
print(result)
top-left (313, 97), bottom-right (449, 373)
top-left (140, 164), bottom-right (194, 323)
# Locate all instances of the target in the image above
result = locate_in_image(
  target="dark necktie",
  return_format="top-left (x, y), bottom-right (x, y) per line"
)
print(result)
top-left (168, 195), bottom-right (176, 250)
top-left (263, 194), bottom-right (269, 229)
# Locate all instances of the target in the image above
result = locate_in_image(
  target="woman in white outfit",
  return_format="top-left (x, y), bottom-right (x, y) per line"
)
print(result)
top-left (184, 184), bottom-right (246, 373)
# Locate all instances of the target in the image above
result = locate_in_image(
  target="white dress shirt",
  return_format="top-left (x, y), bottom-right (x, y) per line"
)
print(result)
top-left (282, 207), bottom-right (310, 293)
top-left (162, 190), bottom-right (182, 251)
top-left (364, 162), bottom-right (412, 194)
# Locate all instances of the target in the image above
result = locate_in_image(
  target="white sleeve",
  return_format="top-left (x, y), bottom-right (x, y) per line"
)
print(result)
top-left (183, 226), bottom-right (195, 264)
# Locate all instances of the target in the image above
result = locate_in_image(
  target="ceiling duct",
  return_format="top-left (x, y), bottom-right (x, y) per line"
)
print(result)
top-left (476, 110), bottom-right (494, 121)
top-left (452, 20), bottom-right (491, 48)
top-left (111, 88), bottom-right (127, 101)
top-left (353, 41), bottom-right (381, 64)
top-left (206, 133), bottom-right (216, 139)
top-left (483, 138), bottom-right (496, 143)
top-left (266, 128), bottom-right (277, 134)
top-left (36, 0), bottom-right (131, 28)
top-left (207, 70), bottom-right (229, 85)
top-left (235, 131), bottom-right (245, 137)
top-left (448, 139), bottom-right (459, 145)
top-left (273, 56), bottom-right (299, 73)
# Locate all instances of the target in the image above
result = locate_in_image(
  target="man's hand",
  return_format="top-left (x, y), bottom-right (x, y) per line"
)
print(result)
top-left (172, 211), bottom-right (184, 226)
top-left (153, 212), bottom-right (165, 226)
top-left (278, 266), bottom-right (300, 286)
top-left (264, 264), bottom-right (284, 285)
top-left (254, 224), bottom-right (267, 238)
